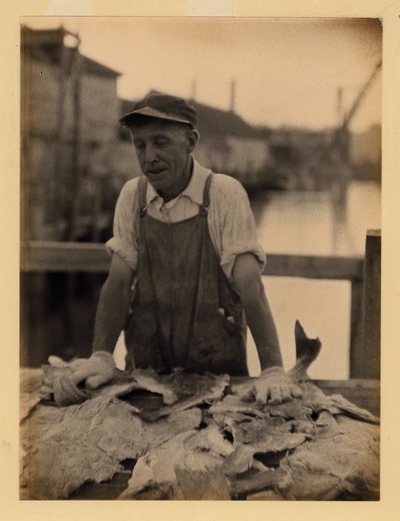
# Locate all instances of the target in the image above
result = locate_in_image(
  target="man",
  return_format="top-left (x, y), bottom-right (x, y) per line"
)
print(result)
top-left (68, 92), bottom-right (302, 405)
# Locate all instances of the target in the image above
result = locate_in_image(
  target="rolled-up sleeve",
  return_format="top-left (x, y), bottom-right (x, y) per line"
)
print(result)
top-left (209, 175), bottom-right (266, 280)
top-left (105, 178), bottom-right (140, 271)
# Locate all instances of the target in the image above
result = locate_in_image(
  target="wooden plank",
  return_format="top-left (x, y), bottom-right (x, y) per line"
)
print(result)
top-left (21, 241), bottom-right (111, 273)
top-left (21, 241), bottom-right (364, 281)
top-left (313, 379), bottom-right (380, 417)
top-left (362, 230), bottom-right (381, 379)
top-left (263, 253), bottom-right (364, 281)
top-left (313, 379), bottom-right (379, 390)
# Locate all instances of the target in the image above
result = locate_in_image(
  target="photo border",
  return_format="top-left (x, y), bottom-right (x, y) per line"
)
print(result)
top-left (2, 1), bottom-right (399, 519)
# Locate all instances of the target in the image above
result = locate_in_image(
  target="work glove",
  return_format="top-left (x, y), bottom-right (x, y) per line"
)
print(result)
top-left (240, 366), bottom-right (303, 405)
top-left (48, 351), bottom-right (116, 390)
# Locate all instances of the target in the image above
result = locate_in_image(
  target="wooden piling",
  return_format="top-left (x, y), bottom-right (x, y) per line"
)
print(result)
top-left (362, 229), bottom-right (381, 379)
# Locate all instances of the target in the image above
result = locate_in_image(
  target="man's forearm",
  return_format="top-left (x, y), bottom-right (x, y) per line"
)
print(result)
top-left (242, 287), bottom-right (283, 370)
top-left (92, 253), bottom-right (134, 354)
top-left (92, 279), bottom-right (131, 353)
top-left (232, 253), bottom-right (283, 371)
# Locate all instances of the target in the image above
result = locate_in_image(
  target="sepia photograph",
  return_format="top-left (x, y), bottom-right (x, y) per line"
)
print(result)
top-left (19, 16), bottom-right (382, 502)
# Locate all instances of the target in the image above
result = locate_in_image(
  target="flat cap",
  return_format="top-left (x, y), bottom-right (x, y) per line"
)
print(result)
top-left (119, 92), bottom-right (197, 128)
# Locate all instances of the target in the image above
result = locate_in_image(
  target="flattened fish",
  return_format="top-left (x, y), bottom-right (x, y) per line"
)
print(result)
top-left (20, 367), bottom-right (52, 420)
top-left (20, 321), bottom-right (380, 501)
top-left (20, 397), bottom-right (203, 499)
top-left (137, 372), bottom-right (230, 422)
top-left (39, 365), bottom-right (229, 419)
top-left (325, 393), bottom-right (380, 424)
top-left (21, 396), bottom-right (145, 499)
top-left (40, 365), bottom-right (180, 408)
top-left (119, 424), bottom-right (227, 500)
top-left (280, 415), bottom-right (380, 500)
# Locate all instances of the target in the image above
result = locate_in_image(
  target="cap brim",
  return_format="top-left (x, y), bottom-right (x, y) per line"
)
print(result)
top-left (119, 106), bottom-right (192, 127)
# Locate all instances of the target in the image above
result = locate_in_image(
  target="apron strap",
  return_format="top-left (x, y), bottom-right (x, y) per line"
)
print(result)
top-left (138, 175), bottom-right (148, 217)
top-left (200, 172), bottom-right (214, 216)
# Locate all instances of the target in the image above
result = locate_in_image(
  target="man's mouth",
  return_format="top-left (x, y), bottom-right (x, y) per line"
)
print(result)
top-left (147, 168), bottom-right (166, 175)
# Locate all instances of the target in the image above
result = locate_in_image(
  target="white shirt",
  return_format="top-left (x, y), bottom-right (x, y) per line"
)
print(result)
top-left (106, 158), bottom-right (266, 280)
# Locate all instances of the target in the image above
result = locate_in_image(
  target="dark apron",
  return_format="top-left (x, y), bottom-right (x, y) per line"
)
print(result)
top-left (124, 173), bottom-right (248, 376)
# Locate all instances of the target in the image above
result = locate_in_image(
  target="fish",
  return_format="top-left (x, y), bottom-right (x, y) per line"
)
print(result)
top-left (136, 373), bottom-right (230, 422)
top-left (21, 321), bottom-right (380, 500)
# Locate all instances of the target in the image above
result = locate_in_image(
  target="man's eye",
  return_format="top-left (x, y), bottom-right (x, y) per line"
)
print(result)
top-left (134, 143), bottom-right (145, 150)
top-left (155, 140), bottom-right (167, 147)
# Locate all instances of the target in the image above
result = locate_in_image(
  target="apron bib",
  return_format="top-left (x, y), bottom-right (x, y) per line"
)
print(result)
top-left (124, 173), bottom-right (248, 376)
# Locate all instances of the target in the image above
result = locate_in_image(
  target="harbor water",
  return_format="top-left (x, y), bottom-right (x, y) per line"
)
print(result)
top-left (247, 180), bottom-right (381, 378)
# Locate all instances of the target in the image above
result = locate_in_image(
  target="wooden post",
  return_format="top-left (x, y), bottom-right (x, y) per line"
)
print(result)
top-left (68, 46), bottom-right (83, 242)
top-left (51, 42), bottom-right (69, 227)
top-left (349, 278), bottom-right (364, 378)
top-left (21, 272), bottom-right (49, 367)
top-left (362, 230), bottom-right (381, 379)
top-left (65, 44), bottom-right (83, 354)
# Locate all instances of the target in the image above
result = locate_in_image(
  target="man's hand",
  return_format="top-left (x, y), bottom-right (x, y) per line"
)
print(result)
top-left (48, 351), bottom-right (116, 390)
top-left (240, 366), bottom-right (303, 405)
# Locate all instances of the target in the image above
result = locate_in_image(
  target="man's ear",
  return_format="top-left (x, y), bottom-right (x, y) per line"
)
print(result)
top-left (187, 129), bottom-right (200, 152)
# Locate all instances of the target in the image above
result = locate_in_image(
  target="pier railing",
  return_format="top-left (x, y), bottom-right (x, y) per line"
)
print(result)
top-left (21, 240), bottom-right (373, 379)
top-left (20, 237), bottom-right (381, 415)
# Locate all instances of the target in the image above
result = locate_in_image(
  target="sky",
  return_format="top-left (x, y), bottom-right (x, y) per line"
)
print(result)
top-left (22, 17), bottom-right (382, 132)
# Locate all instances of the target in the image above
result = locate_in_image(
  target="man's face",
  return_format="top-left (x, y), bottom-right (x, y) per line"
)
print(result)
top-left (131, 119), bottom-right (198, 198)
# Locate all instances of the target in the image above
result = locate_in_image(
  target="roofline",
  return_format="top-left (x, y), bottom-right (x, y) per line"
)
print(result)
top-left (21, 25), bottom-right (122, 78)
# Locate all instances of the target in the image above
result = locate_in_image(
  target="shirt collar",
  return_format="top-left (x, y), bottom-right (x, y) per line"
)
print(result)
top-left (144, 158), bottom-right (212, 210)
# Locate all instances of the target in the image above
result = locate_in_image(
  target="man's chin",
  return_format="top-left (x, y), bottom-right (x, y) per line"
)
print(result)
top-left (146, 171), bottom-right (167, 184)
top-left (146, 176), bottom-right (169, 193)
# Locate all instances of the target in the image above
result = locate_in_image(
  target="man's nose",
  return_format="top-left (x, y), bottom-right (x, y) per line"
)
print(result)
top-left (145, 144), bottom-right (159, 163)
